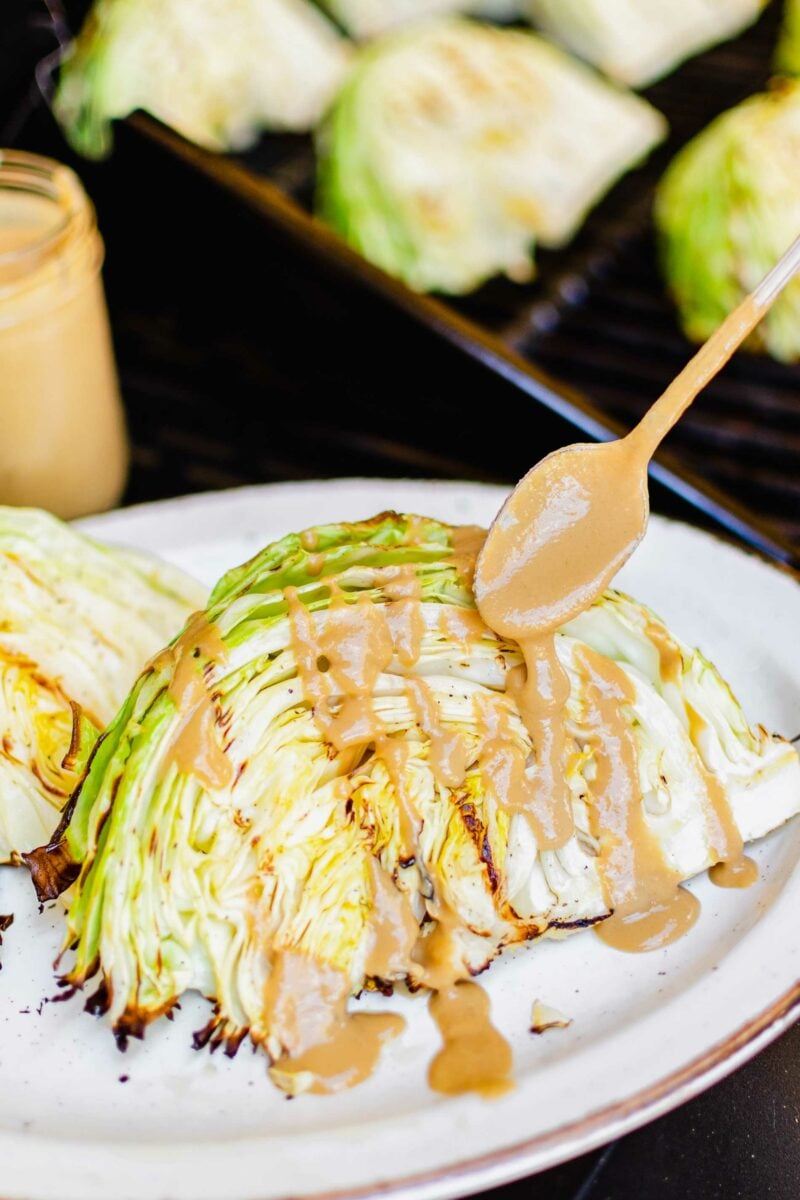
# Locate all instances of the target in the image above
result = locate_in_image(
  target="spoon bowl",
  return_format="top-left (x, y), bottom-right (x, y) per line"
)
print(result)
top-left (475, 436), bottom-right (648, 641)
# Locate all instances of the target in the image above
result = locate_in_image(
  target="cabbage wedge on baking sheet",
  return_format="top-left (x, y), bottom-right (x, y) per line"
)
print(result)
top-left (0, 508), bottom-right (204, 862)
top-left (55, 0), bottom-right (352, 158)
top-left (316, 19), bottom-right (666, 294)
top-left (655, 81), bottom-right (800, 364)
top-left (522, 0), bottom-right (769, 87)
top-left (27, 514), bottom-right (800, 1085)
top-left (316, 18), bottom-right (666, 293)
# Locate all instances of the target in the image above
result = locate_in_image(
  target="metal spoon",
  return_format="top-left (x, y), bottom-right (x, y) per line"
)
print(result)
top-left (474, 233), bottom-right (800, 642)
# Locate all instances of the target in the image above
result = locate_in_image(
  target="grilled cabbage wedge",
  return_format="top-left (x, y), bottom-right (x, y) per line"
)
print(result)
top-left (0, 508), bottom-right (204, 862)
top-left (55, 0), bottom-right (352, 159)
top-left (522, 0), bottom-right (769, 86)
top-left (316, 18), bottom-right (666, 293)
top-left (27, 514), bottom-right (800, 1085)
top-left (655, 81), bottom-right (800, 363)
top-left (319, 0), bottom-right (519, 39)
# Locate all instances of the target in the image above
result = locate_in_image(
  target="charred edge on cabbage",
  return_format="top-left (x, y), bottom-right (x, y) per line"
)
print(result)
top-left (23, 732), bottom-right (114, 900)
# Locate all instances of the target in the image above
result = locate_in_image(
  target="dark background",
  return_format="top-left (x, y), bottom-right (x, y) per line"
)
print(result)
top-left (3, 3), bottom-right (800, 1197)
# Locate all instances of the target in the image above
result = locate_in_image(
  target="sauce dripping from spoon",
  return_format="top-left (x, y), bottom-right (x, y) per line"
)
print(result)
top-left (475, 235), bottom-right (800, 930)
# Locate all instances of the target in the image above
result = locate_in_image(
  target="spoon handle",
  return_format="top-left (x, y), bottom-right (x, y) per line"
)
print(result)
top-left (632, 231), bottom-right (800, 460)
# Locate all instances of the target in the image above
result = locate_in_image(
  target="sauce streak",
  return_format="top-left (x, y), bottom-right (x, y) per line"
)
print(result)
top-left (412, 897), bottom-right (462, 992)
top-left (437, 605), bottom-right (488, 647)
top-left (646, 620), bottom-right (683, 686)
top-left (573, 645), bottom-right (700, 953)
top-left (406, 677), bottom-right (468, 789)
top-left (474, 440), bottom-right (646, 863)
top-left (648, 623), bottom-right (756, 887)
top-left (158, 612), bottom-right (233, 790)
top-left (428, 982), bottom-right (513, 1099)
top-left (474, 692), bottom-right (566, 849)
top-left (286, 587), bottom-right (392, 751)
top-left (506, 642), bottom-right (573, 847)
top-left (363, 858), bottom-right (419, 981)
top-left (449, 525), bottom-right (486, 588)
top-left (686, 704), bottom-right (755, 886)
top-left (286, 569), bottom-right (474, 826)
top-left (383, 567), bottom-right (425, 667)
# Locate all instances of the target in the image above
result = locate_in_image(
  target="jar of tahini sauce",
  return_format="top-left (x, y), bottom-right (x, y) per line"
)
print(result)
top-left (0, 151), bottom-right (127, 517)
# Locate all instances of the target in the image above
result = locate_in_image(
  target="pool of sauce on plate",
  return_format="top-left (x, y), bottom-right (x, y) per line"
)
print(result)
top-left (264, 950), bottom-right (404, 1095)
top-left (428, 982), bottom-right (514, 1099)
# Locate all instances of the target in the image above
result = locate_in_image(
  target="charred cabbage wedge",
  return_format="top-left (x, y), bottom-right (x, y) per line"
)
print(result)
top-left (655, 81), bottom-right (800, 363)
top-left (27, 514), bottom-right (800, 1094)
top-left (522, 0), bottom-right (769, 86)
top-left (316, 19), bottom-right (666, 293)
top-left (55, 0), bottom-right (352, 158)
top-left (0, 508), bottom-right (204, 862)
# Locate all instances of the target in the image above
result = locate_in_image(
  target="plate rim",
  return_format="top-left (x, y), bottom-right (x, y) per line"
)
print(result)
top-left (8, 478), bottom-right (800, 1200)
top-left (299, 983), bottom-right (800, 1200)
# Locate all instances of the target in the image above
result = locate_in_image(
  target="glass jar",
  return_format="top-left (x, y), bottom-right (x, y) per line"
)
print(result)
top-left (0, 150), bottom-right (128, 517)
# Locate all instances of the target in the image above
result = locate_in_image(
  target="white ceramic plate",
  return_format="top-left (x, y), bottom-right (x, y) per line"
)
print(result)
top-left (2, 479), bottom-right (800, 1200)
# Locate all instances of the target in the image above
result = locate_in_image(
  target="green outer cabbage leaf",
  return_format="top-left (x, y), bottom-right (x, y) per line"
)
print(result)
top-left (655, 81), bottom-right (800, 363)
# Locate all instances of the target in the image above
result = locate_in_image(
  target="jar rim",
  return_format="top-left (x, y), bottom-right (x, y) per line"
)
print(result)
top-left (0, 149), bottom-right (90, 268)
